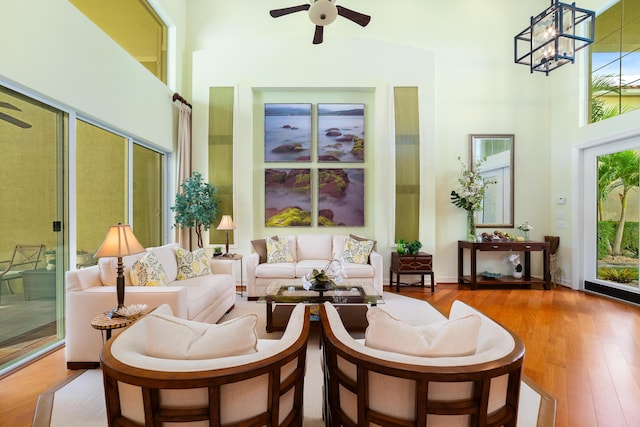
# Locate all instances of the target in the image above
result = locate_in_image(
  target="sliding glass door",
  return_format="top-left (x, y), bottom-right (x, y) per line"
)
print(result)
top-left (0, 86), bottom-right (66, 373)
top-left (583, 141), bottom-right (640, 303)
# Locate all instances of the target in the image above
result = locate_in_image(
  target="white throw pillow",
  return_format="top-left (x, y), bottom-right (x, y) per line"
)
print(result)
top-left (174, 247), bottom-right (211, 280)
top-left (129, 252), bottom-right (169, 287)
top-left (341, 237), bottom-right (374, 265)
top-left (145, 313), bottom-right (259, 359)
top-left (266, 236), bottom-right (294, 263)
top-left (365, 307), bottom-right (481, 357)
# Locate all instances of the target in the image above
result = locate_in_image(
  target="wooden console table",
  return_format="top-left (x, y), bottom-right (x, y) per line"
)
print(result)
top-left (457, 240), bottom-right (550, 290)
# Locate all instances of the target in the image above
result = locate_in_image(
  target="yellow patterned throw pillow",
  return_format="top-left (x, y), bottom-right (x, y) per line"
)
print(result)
top-left (266, 236), bottom-right (294, 263)
top-left (341, 237), bottom-right (374, 265)
top-left (130, 252), bottom-right (169, 286)
top-left (175, 247), bottom-right (212, 280)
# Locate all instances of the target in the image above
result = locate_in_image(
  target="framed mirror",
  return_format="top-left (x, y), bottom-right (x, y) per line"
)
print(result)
top-left (469, 134), bottom-right (514, 228)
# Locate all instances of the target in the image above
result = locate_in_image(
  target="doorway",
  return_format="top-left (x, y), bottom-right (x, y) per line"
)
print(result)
top-left (0, 85), bottom-right (67, 373)
top-left (583, 140), bottom-right (640, 304)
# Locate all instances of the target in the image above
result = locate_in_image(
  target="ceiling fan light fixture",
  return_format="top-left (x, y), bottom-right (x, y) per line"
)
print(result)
top-left (309, 0), bottom-right (337, 26)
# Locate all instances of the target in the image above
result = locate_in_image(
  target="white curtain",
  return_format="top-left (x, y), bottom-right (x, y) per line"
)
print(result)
top-left (175, 101), bottom-right (192, 250)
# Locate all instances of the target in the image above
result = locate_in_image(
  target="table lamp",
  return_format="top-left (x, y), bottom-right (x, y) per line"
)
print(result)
top-left (216, 215), bottom-right (235, 255)
top-left (95, 224), bottom-right (145, 318)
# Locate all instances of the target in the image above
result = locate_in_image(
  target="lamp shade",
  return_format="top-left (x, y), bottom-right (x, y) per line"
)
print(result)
top-left (216, 215), bottom-right (236, 231)
top-left (95, 224), bottom-right (145, 258)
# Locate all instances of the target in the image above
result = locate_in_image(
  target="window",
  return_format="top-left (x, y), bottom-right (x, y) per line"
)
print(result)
top-left (590, 0), bottom-right (640, 123)
top-left (69, 0), bottom-right (168, 83)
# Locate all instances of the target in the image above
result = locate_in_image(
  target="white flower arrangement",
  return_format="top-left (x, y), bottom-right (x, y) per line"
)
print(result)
top-left (517, 222), bottom-right (533, 232)
top-left (450, 157), bottom-right (496, 213)
top-left (508, 253), bottom-right (521, 267)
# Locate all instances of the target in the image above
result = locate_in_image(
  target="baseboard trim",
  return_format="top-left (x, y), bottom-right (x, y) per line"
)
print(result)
top-left (66, 361), bottom-right (99, 370)
top-left (585, 280), bottom-right (640, 305)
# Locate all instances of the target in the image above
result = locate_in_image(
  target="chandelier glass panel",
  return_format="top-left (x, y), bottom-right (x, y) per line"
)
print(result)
top-left (515, 0), bottom-right (596, 75)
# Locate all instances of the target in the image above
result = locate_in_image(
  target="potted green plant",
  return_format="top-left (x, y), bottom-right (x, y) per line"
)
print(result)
top-left (171, 171), bottom-right (220, 249)
top-left (404, 240), bottom-right (423, 255)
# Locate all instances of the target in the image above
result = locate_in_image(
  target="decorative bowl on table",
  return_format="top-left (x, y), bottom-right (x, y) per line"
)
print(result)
top-left (480, 271), bottom-right (502, 279)
top-left (115, 304), bottom-right (148, 319)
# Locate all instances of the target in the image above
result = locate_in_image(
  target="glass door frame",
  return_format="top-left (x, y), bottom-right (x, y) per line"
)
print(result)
top-left (581, 135), bottom-right (640, 303)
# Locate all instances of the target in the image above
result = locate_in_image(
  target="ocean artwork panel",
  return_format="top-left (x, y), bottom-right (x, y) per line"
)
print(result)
top-left (317, 103), bottom-right (365, 163)
top-left (265, 168), bottom-right (312, 227)
top-left (264, 103), bottom-right (312, 162)
top-left (318, 168), bottom-right (365, 227)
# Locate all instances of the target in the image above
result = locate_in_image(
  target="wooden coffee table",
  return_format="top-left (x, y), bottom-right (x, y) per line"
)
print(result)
top-left (260, 282), bottom-right (382, 333)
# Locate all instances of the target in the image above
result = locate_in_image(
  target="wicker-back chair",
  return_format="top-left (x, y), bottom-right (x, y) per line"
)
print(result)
top-left (320, 301), bottom-right (525, 427)
top-left (100, 303), bottom-right (310, 427)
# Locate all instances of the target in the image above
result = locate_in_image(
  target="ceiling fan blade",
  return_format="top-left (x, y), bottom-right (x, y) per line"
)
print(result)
top-left (313, 25), bottom-right (324, 44)
top-left (0, 101), bottom-right (21, 111)
top-left (336, 5), bottom-right (371, 27)
top-left (0, 111), bottom-right (32, 129)
top-left (270, 4), bottom-right (310, 18)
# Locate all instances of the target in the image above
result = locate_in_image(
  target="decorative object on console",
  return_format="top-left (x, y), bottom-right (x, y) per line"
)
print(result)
top-left (95, 224), bottom-right (145, 318)
top-left (216, 215), bottom-right (235, 255)
top-left (451, 156), bottom-right (495, 240)
top-left (509, 253), bottom-right (523, 279)
top-left (514, 0), bottom-right (595, 75)
top-left (518, 221), bottom-right (533, 240)
top-left (269, 0), bottom-right (371, 45)
top-left (171, 171), bottom-right (220, 249)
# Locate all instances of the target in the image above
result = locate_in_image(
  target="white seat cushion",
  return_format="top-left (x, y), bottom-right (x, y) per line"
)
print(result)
top-left (295, 259), bottom-right (330, 278)
top-left (255, 262), bottom-right (296, 279)
top-left (342, 262), bottom-right (374, 278)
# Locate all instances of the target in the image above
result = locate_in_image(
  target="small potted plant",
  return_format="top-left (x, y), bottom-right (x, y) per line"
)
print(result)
top-left (509, 253), bottom-right (523, 278)
top-left (405, 240), bottom-right (423, 255)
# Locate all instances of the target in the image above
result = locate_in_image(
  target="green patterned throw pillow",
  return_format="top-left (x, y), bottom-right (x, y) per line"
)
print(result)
top-left (266, 236), bottom-right (294, 263)
top-left (175, 247), bottom-right (212, 280)
top-left (130, 252), bottom-right (169, 286)
top-left (341, 237), bottom-right (374, 265)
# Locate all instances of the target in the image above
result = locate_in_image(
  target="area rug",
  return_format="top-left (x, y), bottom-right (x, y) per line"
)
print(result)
top-left (34, 293), bottom-right (555, 427)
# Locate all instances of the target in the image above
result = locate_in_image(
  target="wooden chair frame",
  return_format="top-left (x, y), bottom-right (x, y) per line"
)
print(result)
top-left (320, 304), bottom-right (526, 427)
top-left (100, 306), bottom-right (310, 427)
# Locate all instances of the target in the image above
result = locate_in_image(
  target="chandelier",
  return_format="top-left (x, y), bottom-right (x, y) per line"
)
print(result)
top-left (514, 0), bottom-right (595, 75)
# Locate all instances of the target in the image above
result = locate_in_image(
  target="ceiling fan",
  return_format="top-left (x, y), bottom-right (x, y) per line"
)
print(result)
top-left (269, 0), bottom-right (371, 45)
top-left (0, 101), bottom-right (32, 129)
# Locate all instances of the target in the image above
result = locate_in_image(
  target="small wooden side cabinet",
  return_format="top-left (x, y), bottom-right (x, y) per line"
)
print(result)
top-left (457, 240), bottom-right (551, 290)
top-left (389, 252), bottom-right (435, 293)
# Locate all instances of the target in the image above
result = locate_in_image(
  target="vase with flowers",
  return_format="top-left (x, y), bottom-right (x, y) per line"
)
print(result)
top-left (509, 253), bottom-right (523, 278)
top-left (450, 156), bottom-right (495, 241)
top-left (517, 221), bottom-right (533, 240)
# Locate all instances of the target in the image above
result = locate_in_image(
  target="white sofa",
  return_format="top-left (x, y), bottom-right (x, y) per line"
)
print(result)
top-left (246, 234), bottom-right (383, 299)
top-left (65, 243), bottom-right (236, 369)
top-left (100, 303), bottom-right (310, 427)
top-left (320, 300), bottom-right (526, 426)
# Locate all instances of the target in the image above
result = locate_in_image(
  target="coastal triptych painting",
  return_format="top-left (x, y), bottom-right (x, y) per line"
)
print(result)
top-left (317, 103), bottom-right (365, 163)
top-left (264, 103), bottom-right (312, 162)
top-left (263, 103), bottom-right (365, 227)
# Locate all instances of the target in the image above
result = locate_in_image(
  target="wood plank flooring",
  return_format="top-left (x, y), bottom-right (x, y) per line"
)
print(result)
top-left (1, 284), bottom-right (639, 427)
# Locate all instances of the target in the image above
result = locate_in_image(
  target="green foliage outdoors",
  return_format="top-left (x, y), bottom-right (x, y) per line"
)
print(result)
top-left (598, 221), bottom-right (639, 259)
top-left (171, 171), bottom-right (220, 248)
top-left (597, 267), bottom-right (638, 284)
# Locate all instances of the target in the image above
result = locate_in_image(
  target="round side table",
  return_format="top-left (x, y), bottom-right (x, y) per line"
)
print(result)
top-left (91, 308), bottom-right (151, 341)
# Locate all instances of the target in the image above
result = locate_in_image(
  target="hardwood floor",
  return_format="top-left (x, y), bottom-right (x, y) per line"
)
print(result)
top-left (1, 284), bottom-right (639, 427)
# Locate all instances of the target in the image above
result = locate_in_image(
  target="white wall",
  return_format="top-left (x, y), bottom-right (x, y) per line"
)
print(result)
top-left (0, 0), bottom-right (177, 151)
top-left (186, 0), bottom-right (563, 281)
